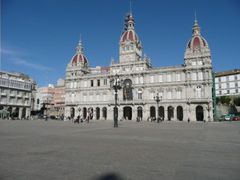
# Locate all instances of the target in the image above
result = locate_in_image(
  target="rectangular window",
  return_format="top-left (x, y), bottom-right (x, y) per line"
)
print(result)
top-left (104, 79), bottom-right (107, 85)
top-left (150, 76), bottom-right (154, 83)
top-left (97, 79), bottom-right (100, 86)
top-left (159, 75), bottom-right (163, 82)
top-left (176, 91), bottom-right (181, 99)
top-left (235, 75), bottom-right (238, 80)
top-left (91, 80), bottom-right (94, 87)
top-left (227, 90), bottom-right (230, 94)
top-left (135, 77), bottom-right (139, 84)
top-left (192, 72), bottom-right (197, 81)
top-left (198, 72), bottom-right (203, 80)
top-left (176, 73), bottom-right (181, 81)
top-left (167, 74), bottom-right (172, 82)
top-left (167, 91), bottom-right (172, 99)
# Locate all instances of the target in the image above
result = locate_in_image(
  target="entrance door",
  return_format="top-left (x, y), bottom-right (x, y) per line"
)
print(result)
top-left (137, 106), bottom-right (143, 119)
top-left (123, 106), bottom-right (132, 120)
top-left (150, 106), bottom-right (156, 118)
top-left (196, 105), bottom-right (204, 121)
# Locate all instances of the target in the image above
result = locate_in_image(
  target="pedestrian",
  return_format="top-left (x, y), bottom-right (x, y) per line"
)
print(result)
top-left (188, 118), bottom-right (190, 123)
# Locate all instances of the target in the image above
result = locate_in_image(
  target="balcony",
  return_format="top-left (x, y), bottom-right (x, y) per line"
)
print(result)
top-left (1, 92), bottom-right (7, 96)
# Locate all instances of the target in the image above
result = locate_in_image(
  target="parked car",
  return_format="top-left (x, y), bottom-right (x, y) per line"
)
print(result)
top-left (232, 116), bottom-right (240, 121)
top-left (218, 115), bottom-right (225, 121)
top-left (224, 114), bottom-right (235, 121)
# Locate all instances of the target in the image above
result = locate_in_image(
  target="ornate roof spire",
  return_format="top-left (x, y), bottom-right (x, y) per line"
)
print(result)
top-left (76, 34), bottom-right (84, 54)
top-left (192, 12), bottom-right (201, 36)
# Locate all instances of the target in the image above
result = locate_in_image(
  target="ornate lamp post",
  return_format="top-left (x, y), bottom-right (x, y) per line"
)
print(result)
top-left (110, 75), bottom-right (123, 128)
top-left (154, 93), bottom-right (162, 123)
top-left (206, 100), bottom-right (211, 122)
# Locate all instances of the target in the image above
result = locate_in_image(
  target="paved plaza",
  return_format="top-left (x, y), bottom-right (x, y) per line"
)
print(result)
top-left (0, 120), bottom-right (240, 180)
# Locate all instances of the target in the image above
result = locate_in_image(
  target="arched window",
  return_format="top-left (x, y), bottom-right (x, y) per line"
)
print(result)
top-left (123, 79), bottom-right (133, 100)
top-left (196, 86), bottom-right (201, 98)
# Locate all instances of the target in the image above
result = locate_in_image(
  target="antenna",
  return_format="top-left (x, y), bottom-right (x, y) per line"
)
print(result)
top-left (194, 11), bottom-right (197, 22)
top-left (130, 0), bottom-right (132, 14)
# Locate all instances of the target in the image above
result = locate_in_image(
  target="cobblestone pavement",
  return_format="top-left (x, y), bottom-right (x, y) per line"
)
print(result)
top-left (0, 120), bottom-right (240, 180)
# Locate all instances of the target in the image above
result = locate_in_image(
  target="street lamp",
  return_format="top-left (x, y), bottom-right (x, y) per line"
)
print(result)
top-left (110, 75), bottom-right (123, 128)
top-left (154, 93), bottom-right (162, 123)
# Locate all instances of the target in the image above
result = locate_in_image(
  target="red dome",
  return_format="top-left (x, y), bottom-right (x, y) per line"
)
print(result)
top-left (187, 36), bottom-right (208, 49)
top-left (71, 54), bottom-right (88, 66)
top-left (120, 29), bottom-right (138, 43)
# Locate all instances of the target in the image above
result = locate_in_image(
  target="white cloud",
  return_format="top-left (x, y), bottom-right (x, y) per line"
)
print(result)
top-left (12, 58), bottom-right (53, 71)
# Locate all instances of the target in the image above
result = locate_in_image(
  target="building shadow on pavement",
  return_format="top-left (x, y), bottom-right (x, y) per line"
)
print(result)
top-left (92, 172), bottom-right (125, 180)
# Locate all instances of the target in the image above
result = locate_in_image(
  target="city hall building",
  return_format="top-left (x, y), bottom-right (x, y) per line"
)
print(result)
top-left (64, 13), bottom-right (213, 122)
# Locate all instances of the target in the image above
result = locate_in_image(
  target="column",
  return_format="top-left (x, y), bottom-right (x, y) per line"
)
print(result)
top-left (143, 106), bottom-right (148, 121)
top-left (18, 107), bottom-right (23, 119)
top-left (164, 106), bottom-right (168, 121)
top-left (132, 106), bottom-right (137, 121)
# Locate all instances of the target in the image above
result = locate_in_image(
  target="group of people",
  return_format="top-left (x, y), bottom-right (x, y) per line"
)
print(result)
top-left (147, 116), bottom-right (164, 123)
top-left (72, 115), bottom-right (90, 124)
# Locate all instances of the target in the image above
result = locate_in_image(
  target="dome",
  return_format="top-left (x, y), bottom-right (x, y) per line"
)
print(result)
top-left (71, 54), bottom-right (88, 66)
top-left (120, 29), bottom-right (139, 43)
top-left (187, 36), bottom-right (208, 49)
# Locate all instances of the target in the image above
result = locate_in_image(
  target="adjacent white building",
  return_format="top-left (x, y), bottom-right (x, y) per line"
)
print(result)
top-left (0, 71), bottom-right (36, 119)
top-left (65, 13), bottom-right (213, 122)
top-left (215, 69), bottom-right (240, 96)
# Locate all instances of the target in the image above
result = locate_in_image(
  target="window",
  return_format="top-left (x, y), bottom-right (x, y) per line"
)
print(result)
top-left (135, 77), bottom-right (139, 84)
top-left (198, 72), bottom-right (203, 80)
top-left (192, 72), bottom-right (197, 81)
top-left (196, 86), bottom-right (201, 98)
top-left (150, 76), bottom-right (154, 83)
top-left (176, 91), bottom-right (181, 99)
top-left (227, 90), bottom-right (230, 94)
top-left (176, 73), bottom-right (181, 81)
top-left (104, 79), bottom-right (107, 85)
top-left (138, 89), bottom-right (142, 99)
top-left (159, 75), bottom-right (163, 82)
top-left (167, 74), bottom-right (172, 82)
top-left (219, 90), bottom-right (222, 95)
top-left (167, 91), bottom-right (172, 99)
top-left (235, 75), bottom-right (238, 81)
top-left (91, 80), bottom-right (94, 87)
top-left (97, 79), bottom-right (100, 86)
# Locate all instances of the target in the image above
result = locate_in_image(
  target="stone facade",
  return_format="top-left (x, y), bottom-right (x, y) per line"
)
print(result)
top-left (215, 69), bottom-right (240, 97)
top-left (0, 71), bottom-right (36, 119)
top-left (65, 13), bottom-right (213, 122)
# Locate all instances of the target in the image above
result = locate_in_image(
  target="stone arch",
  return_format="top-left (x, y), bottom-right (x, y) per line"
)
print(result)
top-left (159, 106), bottom-right (164, 120)
top-left (123, 106), bottom-right (132, 120)
top-left (196, 105), bottom-right (204, 121)
top-left (96, 107), bottom-right (100, 120)
top-left (70, 107), bottom-right (75, 119)
top-left (177, 106), bottom-right (183, 121)
top-left (150, 106), bottom-right (156, 118)
top-left (88, 107), bottom-right (93, 120)
top-left (83, 107), bottom-right (87, 119)
top-left (102, 107), bottom-right (107, 120)
top-left (167, 106), bottom-right (174, 121)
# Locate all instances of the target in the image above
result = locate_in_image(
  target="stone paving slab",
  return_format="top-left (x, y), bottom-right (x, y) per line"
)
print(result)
top-left (0, 120), bottom-right (240, 180)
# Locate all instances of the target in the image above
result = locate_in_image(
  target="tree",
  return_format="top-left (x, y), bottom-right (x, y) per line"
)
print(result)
top-left (219, 96), bottom-right (231, 105)
top-left (233, 96), bottom-right (240, 106)
top-left (229, 104), bottom-right (238, 114)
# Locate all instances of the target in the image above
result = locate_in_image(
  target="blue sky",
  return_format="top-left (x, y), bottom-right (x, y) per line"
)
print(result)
top-left (1, 0), bottom-right (240, 86)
